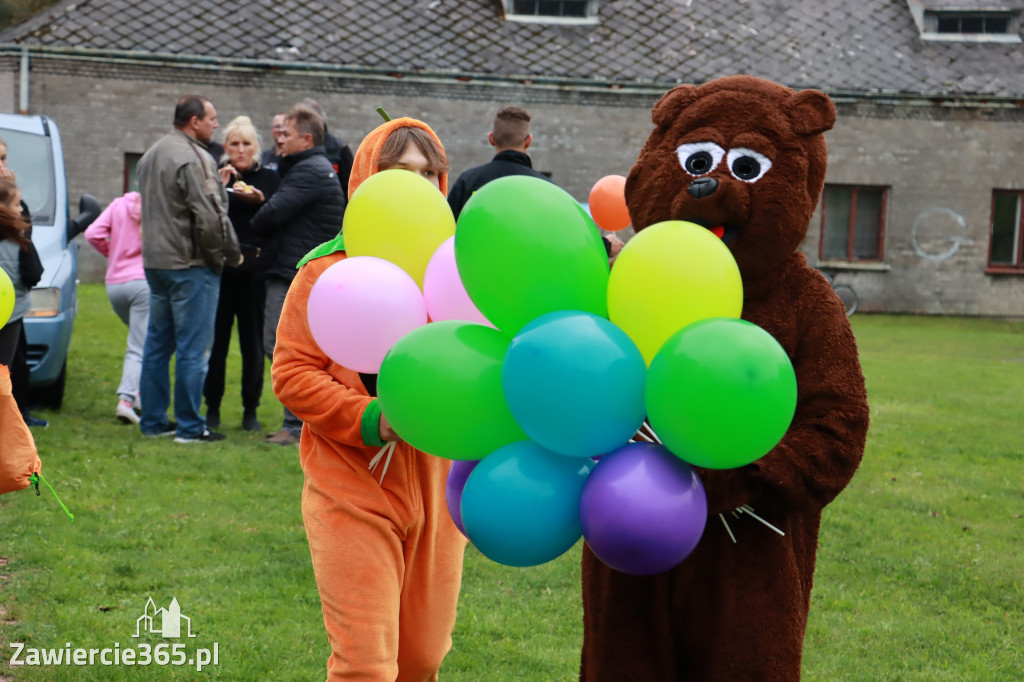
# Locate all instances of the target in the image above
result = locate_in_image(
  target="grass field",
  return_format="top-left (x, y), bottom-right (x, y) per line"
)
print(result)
top-left (1, 284), bottom-right (1022, 680)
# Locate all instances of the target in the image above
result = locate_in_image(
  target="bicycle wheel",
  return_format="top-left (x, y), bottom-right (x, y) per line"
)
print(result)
top-left (832, 284), bottom-right (858, 316)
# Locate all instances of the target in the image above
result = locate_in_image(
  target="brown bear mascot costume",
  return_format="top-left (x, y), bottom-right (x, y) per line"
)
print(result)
top-left (580, 76), bottom-right (870, 681)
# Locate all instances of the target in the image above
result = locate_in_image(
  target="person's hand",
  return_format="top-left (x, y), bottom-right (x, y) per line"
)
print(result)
top-left (234, 187), bottom-right (265, 204)
top-left (0, 167), bottom-right (15, 182)
top-left (605, 233), bottom-right (625, 258)
top-left (218, 165), bottom-right (237, 186)
top-left (379, 412), bottom-right (401, 442)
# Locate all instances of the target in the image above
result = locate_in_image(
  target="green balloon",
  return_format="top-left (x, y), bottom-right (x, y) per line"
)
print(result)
top-left (378, 320), bottom-right (527, 460)
top-left (455, 176), bottom-right (610, 336)
top-left (645, 318), bottom-right (797, 470)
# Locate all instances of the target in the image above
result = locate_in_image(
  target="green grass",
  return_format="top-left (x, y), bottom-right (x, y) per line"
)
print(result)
top-left (1, 286), bottom-right (1023, 680)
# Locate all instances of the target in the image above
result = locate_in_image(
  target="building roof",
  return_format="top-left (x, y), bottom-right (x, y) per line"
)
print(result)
top-left (2, 0), bottom-right (1023, 98)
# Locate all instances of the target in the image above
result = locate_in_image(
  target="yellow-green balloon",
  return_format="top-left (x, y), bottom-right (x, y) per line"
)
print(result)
top-left (0, 268), bottom-right (14, 328)
top-left (343, 169), bottom-right (456, 287)
top-left (608, 221), bottom-right (742, 364)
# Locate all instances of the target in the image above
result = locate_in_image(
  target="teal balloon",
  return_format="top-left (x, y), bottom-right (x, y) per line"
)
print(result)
top-left (461, 440), bottom-right (594, 567)
top-left (378, 321), bottom-right (527, 460)
top-left (645, 318), bottom-right (797, 470)
top-left (502, 310), bottom-right (647, 458)
top-left (455, 176), bottom-right (610, 336)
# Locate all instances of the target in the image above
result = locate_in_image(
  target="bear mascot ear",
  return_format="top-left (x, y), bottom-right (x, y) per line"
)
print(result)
top-left (651, 84), bottom-right (699, 129)
top-left (785, 89), bottom-right (836, 136)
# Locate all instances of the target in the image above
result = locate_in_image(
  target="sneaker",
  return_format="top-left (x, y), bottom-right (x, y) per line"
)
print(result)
top-left (206, 406), bottom-right (221, 429)
top-left (242, 409), bottom-right (262, 432)
top-left (142, 421), bottom-right (177, 437)
top-left (23, 413), bottom-right (48, 428)
top-left (264, 429), bottom-right (300, 446)
top-left (116, 400), bottom-right (140, 425)
top-left (174, 429), bottom-right (226, 444)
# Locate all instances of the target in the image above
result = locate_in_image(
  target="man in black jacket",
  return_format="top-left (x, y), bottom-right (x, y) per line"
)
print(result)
top-left (446, 105), bottom-right (551, 219)
top-left (250, 104), bottom-right (346, 445)
top-left (447, 106), bottom-right (624, 259)
top-left (301, 99), bottom-right (354, 196)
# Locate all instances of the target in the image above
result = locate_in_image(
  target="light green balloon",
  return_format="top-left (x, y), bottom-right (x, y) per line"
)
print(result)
top-left (0, 268), bottom-right (14, 328)
top-left (377, 320), bottom-right (527, 460)
top-left (646, 318), bottom-right (797, 469)
top-left (455, 176), bottom-right (610, 336)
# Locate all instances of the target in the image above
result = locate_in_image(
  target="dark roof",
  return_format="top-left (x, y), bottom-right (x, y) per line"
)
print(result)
top-left (2, 0), bottom-right (1023, 97)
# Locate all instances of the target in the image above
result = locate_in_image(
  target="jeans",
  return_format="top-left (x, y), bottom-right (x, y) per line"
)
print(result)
top-left (107, 279), bottom-right (150, 403)
top-left (139, 267), bottom-right (220, 438)
top-left (264, 276), bottom-right (302, 435)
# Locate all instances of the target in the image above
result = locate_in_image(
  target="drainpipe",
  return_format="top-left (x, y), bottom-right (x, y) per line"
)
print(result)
top-left (18, 46), bottom-right (29, 114)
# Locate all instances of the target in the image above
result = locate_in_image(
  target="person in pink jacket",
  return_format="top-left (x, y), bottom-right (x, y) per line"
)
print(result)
top-left (85, 191), bottom-right (149, 424)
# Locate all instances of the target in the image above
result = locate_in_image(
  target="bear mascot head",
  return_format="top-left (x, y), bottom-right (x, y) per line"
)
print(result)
top-left (625, 75), bottom-right (836, 287)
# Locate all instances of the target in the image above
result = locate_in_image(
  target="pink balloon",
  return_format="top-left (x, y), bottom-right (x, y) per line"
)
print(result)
top-left (423, 237), bottom-right (493, 327)
top-left (307, 256), bottom-right (428, 373)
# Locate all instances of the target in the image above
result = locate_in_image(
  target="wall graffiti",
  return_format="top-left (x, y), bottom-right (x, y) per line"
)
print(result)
top-left (911, 207), bottom-right (974, 262)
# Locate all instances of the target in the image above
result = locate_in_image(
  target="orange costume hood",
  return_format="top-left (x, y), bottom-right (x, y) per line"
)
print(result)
top-left (348, 117), bottom-right (448, 198)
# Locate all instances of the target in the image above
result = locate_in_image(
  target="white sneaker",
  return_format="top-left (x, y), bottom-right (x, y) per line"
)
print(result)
top-left (116, 399), bottom-right (140, 425)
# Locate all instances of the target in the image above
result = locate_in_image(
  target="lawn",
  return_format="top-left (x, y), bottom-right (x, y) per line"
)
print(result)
top-left (1, 284), bottom-right (1022, 680)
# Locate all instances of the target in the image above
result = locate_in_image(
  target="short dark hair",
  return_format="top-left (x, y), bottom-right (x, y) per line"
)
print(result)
top-left (492, 105), bottom-right (531, 149)
top-left (173, 95), bottom-right (210, 128)
top-left (285, 104), bottom-right (325, 147)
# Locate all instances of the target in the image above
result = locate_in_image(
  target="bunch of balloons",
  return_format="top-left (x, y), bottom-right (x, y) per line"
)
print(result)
top-left (308, 171), bottom-right (798, 576)
top-left (306, 170), bottom-right (490, 373)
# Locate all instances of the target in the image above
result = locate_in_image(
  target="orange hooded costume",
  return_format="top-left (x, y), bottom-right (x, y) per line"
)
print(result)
top-left (1, 363), bottom-right (40, 495)
top-left (272, 118), bottom-right (465, 682)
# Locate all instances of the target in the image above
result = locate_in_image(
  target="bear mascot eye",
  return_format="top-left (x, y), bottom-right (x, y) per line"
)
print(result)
top-left (726, 148), bottom-right (773, 183)
top-left (676, 142), bottom-right (726, 176)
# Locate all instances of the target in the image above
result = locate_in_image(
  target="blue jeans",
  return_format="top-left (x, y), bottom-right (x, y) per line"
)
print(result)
top-left (140, 267), bottom-right (221, 438)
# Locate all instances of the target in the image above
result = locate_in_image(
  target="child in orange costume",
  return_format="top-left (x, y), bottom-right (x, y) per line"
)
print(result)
top-left (272, 117), bottom-right (466, 682)
top-left (1, 363), bottom-right (40, 495)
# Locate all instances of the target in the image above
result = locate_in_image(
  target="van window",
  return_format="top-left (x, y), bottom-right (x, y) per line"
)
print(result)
top-left (0, 129), bottom-right (57, 225)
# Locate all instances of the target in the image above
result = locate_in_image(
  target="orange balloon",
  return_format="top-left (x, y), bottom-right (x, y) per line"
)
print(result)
top-left (588, 175), bottom-right (631, 232)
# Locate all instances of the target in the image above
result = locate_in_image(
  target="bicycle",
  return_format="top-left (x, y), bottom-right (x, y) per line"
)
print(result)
top-left (819, 269), bottom-right (858, 316)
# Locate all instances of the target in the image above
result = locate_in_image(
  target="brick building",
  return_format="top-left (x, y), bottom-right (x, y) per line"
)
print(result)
top-left (1, 0), bottom-right (1023, 315)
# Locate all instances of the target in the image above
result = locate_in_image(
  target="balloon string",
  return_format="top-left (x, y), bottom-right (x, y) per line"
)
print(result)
top-left (368, 441), bottom-right (397, 484)
top-left (738, 505), bottom-right (785, 537)
top-left (719, 514), bottom-right (737, 543)
top-left (29, 472), bottom-right (74, 522)
top-left (638, 421), bottom-right (662, 444)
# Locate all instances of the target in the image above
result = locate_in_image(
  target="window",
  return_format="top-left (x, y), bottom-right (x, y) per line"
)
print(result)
top-left (989, 190), bottom-right (1024, 271)
top-left (913, 8), bottom-right (1022, 42)
top-left (503, 0), bottom-right (600, 24)
top-left (820, 185), bottom-right (886, 262)
top-left (1, 128), bottom-right (56, 225)
top-left (935, 13), bottom-right (1011, 34)
top-left (124, 153), bottom-right (142, 193)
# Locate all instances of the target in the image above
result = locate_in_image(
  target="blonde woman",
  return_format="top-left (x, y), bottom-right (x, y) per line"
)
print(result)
top-left (204, 115), bottom-right (280, 431)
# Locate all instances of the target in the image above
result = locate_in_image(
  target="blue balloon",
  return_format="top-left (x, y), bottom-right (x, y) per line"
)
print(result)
top-left (461, 440), bottom-right (594, 567)
top-left (502, 311), bottom-right (647, 458)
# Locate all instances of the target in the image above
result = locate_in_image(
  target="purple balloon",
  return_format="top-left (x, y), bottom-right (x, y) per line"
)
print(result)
top-left (445, 459), bottom-right (479, 536)
top-left (580, 442), bottom-right (707, 576)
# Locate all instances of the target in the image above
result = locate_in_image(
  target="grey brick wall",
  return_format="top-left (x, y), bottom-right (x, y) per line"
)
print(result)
top-left (4, 55), bottom-right (1024, 317)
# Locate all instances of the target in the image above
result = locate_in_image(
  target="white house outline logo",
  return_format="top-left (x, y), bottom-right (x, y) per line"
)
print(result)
top-left (132, 597), bottom-right (196, 639)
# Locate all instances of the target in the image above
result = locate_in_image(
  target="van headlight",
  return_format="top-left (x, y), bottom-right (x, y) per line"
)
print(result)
top-left (27, 288), bottom-right (61, 317)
